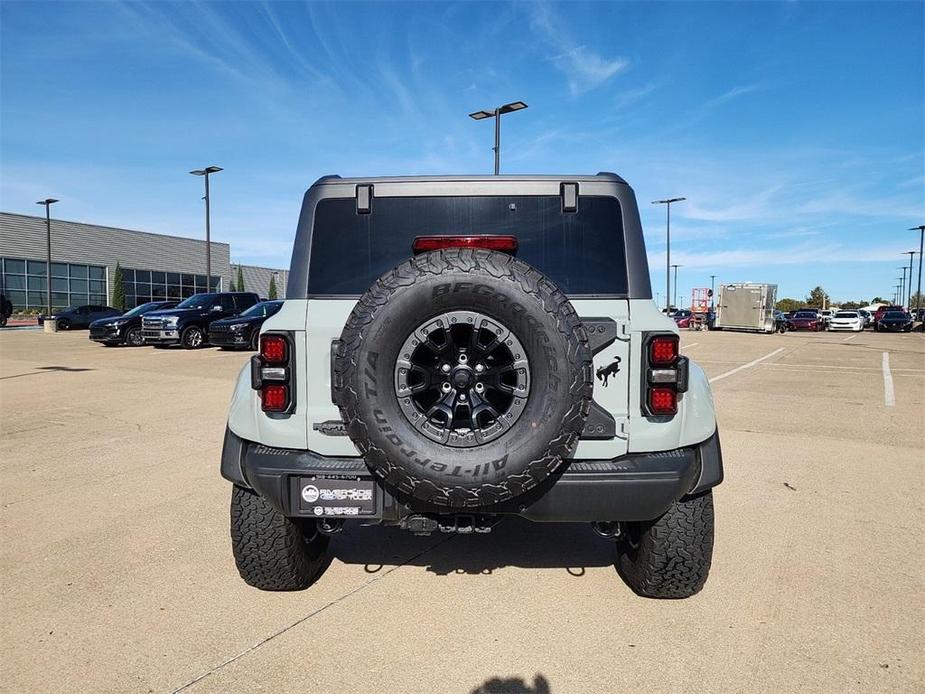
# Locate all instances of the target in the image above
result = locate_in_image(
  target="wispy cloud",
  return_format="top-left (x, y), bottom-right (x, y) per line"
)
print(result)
top-left (528, 3), bottom-right (628, 94)
top-left (614, 83), bottom-right (659, 110)
top-left (705, 84), bottom-right (761, 108)
top-left (656, 240), bottom-right (916, 270)
top-left (682, 186), bottom-right (785, 223)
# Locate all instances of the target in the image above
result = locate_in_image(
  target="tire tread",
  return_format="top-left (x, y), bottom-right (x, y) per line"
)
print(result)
top-left (617, 491), bottom-right (714, 598)
top-left (333, 248), bottom-right (593, 509)
top-left (230, 486), bottom-right (328, 591)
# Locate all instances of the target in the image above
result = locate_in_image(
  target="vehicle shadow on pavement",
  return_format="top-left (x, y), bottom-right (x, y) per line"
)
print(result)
top-left (471, 673), bottom-right (551, 694)
top-left (330, 516), bottom-right (614, 576)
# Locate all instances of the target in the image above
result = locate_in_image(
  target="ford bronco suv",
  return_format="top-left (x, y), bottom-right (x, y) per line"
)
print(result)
top-left (222, 174), bottom-right (723, 598)
top-left (142, 291), bottom-right (259, 348)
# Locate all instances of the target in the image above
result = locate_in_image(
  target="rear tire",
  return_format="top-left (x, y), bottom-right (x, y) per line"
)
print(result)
top-left (230, 486), bottom-right (329, 591)
top-left (616, 491), bottom-right (714, 599)
top-left (57, 318), bottom-right (70, 330)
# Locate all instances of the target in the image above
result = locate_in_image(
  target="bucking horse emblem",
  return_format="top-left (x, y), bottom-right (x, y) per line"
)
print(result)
top-left (595, 356), bottom-right (622, 387)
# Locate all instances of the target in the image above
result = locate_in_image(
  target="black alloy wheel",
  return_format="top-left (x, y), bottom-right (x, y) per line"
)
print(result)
top-left (393, 310), bottom-right (530, 448)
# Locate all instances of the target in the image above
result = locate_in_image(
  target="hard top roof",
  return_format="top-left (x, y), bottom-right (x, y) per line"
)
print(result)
top-left (310, 172), bottom-right (627, 187)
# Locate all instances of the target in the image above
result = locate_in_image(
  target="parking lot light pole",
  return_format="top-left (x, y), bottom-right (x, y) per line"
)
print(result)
top-left (897, 268), bottom-right (907, 309)
top-left (190, 166), bottom-right (223, 286)
top-left (709, 274), bottom-right (716, 311)
top-left (910, 226), bottom-right (924, 317)
top-left (652, 197), bottom-right (686, 312)
top-left (671, 264), bottom-right (683, 311)
top-left (468, 101), bottom-right (528, 175)
top-left (903, 251), bottom-right (916, 309)
top-left (35, 198), bottom-right (59, 315)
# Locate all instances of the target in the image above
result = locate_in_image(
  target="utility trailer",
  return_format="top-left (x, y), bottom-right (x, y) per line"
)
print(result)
top-left (714, 283), bottom-right (777, 333)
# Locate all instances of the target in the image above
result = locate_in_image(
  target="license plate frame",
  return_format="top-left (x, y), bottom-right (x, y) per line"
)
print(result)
top-left (294, 475), bottom-right (378, 517)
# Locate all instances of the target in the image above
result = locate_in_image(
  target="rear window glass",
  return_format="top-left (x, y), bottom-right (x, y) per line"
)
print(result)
top-left (307, 195), bottom-right (628, 296)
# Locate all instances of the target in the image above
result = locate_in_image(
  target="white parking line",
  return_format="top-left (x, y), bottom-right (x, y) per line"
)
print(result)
top-left (842, 334), bottom-right (860, 342)
top-left (709, 347), bottom-right (786, 384)
top-left (882, 352), bottom-right (895, 407)
top-left (682, 342), bottom-right (699, 350)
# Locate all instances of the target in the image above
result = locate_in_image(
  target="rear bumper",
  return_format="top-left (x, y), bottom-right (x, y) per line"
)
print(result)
top-left (221, 427), bottom-right (723, 523)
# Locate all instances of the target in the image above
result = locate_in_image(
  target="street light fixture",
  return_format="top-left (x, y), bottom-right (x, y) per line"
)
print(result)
top-left (671, 264), bottom-right (683, 311)
top-left (35, 198), bottom-right (59, 314)
top-left (190, 166), bottom-right (223, 287)
top-left (468, 101), bottom-right (528, 175)
top-left (910, 226), bottom-right (925, 318)
top-left (652, 197), bottom-right (686, 311)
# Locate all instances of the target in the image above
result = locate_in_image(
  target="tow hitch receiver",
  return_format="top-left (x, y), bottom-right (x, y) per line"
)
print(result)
top-left (402, 515), bottom-right (496, 535)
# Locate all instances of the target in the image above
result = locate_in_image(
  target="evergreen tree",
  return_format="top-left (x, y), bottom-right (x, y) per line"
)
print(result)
top-left (111, 263), bottom-right (125, 310)
top-left (805, 286), bottom-right (828, 308)
top-left (268, 274), bottom-right (278, 300)
top-left (229, 278), bottom-right (236, 292)
top-left (236, 266), bottom-right (245, 292)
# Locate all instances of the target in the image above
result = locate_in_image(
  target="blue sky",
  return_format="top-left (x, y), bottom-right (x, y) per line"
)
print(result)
top-left (1, 1), bottom-right (923, 303)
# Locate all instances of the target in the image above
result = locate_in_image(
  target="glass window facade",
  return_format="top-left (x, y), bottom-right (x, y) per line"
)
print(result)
top-left (0, 257), bottom-right (107, 311)
top-left (0, 258), bottom-right (223, 311)
top-left (123, 267), bottom-right (220, 308)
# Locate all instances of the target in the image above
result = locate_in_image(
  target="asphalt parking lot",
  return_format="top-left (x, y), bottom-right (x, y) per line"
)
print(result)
top-left (1, 327), bottom-right (923, 693)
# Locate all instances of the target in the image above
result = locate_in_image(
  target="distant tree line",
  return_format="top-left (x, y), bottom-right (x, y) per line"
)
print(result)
top-left (773, 286), bottom-right (913, 312)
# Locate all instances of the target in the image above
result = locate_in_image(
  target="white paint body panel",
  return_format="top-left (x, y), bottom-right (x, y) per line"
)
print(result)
top-left (226, 297), bottom-right (718, 456)
top-left (625, 299), bottom-right (718, 452)
top-left (227, 299), bottom-right (309, 449)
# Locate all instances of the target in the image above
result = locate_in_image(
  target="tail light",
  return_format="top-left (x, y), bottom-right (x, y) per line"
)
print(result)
top-left (260, 384), bottom-right (289, 412)
top-left (412, 235), bottom-right (518, 255)
top-left (643, 333), bottom-right (687, 417)
top-left (251, 333), bottom-right (294, 414)
top-left (649, 335), bottom-right (679, 365)
top-left (260, 334), bottom-right (287, 364)
top-left (648, 387), bottom-right (678, 415)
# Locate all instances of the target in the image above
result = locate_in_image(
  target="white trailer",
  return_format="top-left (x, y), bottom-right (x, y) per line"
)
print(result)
top-left (714, 283), bottom-right (778, 333)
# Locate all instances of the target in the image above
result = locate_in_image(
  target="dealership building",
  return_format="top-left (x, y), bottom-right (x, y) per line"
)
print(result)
top-left (0, 212), bottom-right (288, 312)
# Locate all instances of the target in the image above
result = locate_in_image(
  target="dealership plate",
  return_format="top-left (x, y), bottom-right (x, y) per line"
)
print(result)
top-left (296, 476), bottom-right (377, 517)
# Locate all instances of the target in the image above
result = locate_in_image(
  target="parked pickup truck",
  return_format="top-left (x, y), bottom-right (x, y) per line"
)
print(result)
top-left (142, 292), bottom-right (259, 348)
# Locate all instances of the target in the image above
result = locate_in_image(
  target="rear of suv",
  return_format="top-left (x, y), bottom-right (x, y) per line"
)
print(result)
top-left (142, 292), bottom-right (259, 348)
top-left (222, 174), bottom-right (723, 598)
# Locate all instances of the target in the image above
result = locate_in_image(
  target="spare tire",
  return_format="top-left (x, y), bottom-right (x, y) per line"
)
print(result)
top-left (333, 248), bottom-right (593, 509)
